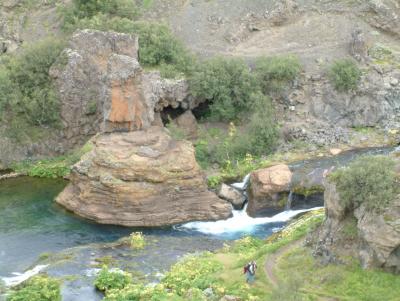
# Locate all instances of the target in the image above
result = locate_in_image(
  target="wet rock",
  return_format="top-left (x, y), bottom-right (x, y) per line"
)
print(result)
top-left (56, 126), bottom-right (232, 227)
top-left (247, 164), bottom-right (292, 217)
top-left (218, 184), bottom-right (246, 209)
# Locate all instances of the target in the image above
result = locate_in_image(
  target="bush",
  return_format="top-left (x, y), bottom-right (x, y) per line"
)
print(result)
top-left (94, 267), bottom-right (132, 292)
top-left (330, 156), bottom-right (398, 211)
top-left (254, 55), bottom-right (301, 93)
top-left (129, 232), bottom-right (145, 250)
top-left (189, 57), bottom-right (260, 121)
top-left (7, 275), bottom-right (61, 301)
top-left (0, 38), bottom-right (64, 127)
top-left (62, 0), bottom-right (139, 29)
top-left (328, 59), bottom-right (361, 92)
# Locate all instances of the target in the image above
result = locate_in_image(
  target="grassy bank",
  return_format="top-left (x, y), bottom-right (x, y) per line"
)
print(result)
top-left (93, 209), bottom-right (400, 301)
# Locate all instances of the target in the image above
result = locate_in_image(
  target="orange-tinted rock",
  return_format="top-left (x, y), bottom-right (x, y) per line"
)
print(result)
top-left (56, 126), bottom-right (232, 227)
top-left (247, 164), bottom-right (292, 217)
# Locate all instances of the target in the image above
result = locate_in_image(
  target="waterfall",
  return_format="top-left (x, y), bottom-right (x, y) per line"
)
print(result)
top-left (286, 191), bottom-right (293, 210)
top-left (2, 265), bottom-right (48, 287)
top-left (180, 175), bottom-right (322, 236)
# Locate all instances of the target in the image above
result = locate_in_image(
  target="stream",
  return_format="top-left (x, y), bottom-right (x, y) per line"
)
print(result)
top-left (0, 146), bottom-right (397, 300)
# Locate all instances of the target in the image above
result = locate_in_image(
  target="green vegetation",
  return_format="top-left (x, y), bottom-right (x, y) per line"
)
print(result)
top-left (95, 210), bottom-right (325, 301)
top-left (7, 275), bottom-right (61, 301)
top-left (330, 155), bottom-right (398, 211)
top-left (95, 209), bottom-right (400, 300)
top-left (0, 38), bottom-right (64, 128)
top-left (129, 232), bottom-right (145, 250)
top-left (11, 142), bottom-right (93, 178)
top-left (95, 267), bottom-right (132, 293)
top-left (254, 55), bottom-right (301, 93)
top-left (328, 58), bottom-right (361, 92)
top-left (61, 1), bottom-right (193, 78)
top-left (277, 247), bottom-right (400, 301)
top-left (189, 57), bottom-right (260, 121)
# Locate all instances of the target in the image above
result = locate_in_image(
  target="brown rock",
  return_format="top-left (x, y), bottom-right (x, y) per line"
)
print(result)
top-left (174, 110), bottom-right (198, 140)
top-left (218, 184), bottom-right (246, 209)
top-left (56, 126), bottom-right (232, 227)
top-left (247, 164), bottom-right (292, 217)
top-left (329, 148), bottom-right (343, 156)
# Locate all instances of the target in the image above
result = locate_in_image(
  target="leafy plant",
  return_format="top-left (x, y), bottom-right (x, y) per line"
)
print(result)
top-left (130, 232), bottom-right (145, 250)
top-left (189, 57), bottom-right (260, 121)
top-left (7, 275), bottom-right (61, 301)
top-left (0, 38), bottom-right (64, 127)
top-left (330, 156), bottom-right (398, 211)
top-left (95, 267), bottom-right (132, 292)
top-left (328, 59), bottom-right (361, 92)
top-left (254, 55), bottom-right (301, 93)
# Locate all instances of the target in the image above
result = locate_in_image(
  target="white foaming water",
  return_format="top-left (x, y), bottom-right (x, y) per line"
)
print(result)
top-left (181, 205), bottom-right (323, 235)
top-left (2, 264), bottom-right (48, 287)
top-left (231, 174), bottom-right (250, 191)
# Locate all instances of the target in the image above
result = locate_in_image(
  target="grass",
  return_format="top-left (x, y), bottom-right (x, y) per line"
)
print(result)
top-left (11, 141), bottom-right (93, 178)
top-left (277, 247), bottom-right (400, 301)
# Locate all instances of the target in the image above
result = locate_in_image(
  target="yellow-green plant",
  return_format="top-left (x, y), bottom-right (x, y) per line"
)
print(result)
top-left (130, 232), bottom-right (145, 250)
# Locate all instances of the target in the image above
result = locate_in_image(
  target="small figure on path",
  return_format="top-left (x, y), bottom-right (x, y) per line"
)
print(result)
top-left (244, 260), bottom-right (257, 284)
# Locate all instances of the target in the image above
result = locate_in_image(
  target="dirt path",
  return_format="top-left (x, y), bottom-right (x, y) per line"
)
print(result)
top-left (264, 239), bottom-right (303, 288)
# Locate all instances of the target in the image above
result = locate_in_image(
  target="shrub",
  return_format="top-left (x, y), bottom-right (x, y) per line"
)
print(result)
top-left (94, 267), bottom-right (132, 292)
top-left (0, 38), bottom-right (64, 127)
top-left (189, 57), bottom-right (260, 121)
top-left (328, 59), bottom-right (361, 92)
top-left (330, 156), bottom-right (398, 211)
top-left (7, 275), bottom-right (61, 301)
top-left (129, 232), bottom-right (145, 250)
top-left (254, 55), bottom-right (301, 93)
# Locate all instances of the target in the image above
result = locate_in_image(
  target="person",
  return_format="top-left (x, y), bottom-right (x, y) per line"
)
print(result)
top-left (244, 261), bottom-right (257, 284)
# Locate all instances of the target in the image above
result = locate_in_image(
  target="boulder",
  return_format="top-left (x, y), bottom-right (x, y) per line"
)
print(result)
top-left (247, 164), bottom-right (292, 217)
top-left (314, 179), bottom-right (400, 273)
top-left (174, 110), bottom-right (198, 140)
top-left (329, 148), bottom-right (343, 156)
top-left (218, 184), bottom-right (246, 209)
top-left (355, 198), bottom-right (400, 272)
top-left (56, 126), bottom-right (232, 227)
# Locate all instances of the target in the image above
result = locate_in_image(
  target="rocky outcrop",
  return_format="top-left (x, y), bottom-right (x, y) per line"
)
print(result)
top-left (247, 164), bottom-right (292, 217)
top-left (50, 30), bottom-right (193, 151)
top-left (314, 179), bottom-right (400, 273)
top-left (362, 0), bottom-right (400, 38)
top-left (218, 184), bottom-right (246, 209)
top-left (56, 126), bottom-right (232, 227)
top-left (173, 110), bottom-right (198, 140)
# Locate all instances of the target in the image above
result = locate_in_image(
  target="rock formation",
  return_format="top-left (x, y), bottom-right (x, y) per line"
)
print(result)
top-left (247, 164), bottom-right (292, 217)
top-left (314, 179), bottom-right (400, 273)
top-left (56, 126), bottom-right (232, 227)
top-left (218, 184), bottom-right (246, 209)
top-left (49, 30), bottom-right (195, 151)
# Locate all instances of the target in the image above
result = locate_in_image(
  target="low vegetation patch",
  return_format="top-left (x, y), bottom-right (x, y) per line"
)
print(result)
top-left (6, 275), bottom-right (61, 301)
top-left (129, 232), bottom-right (146, 250)
top-left (11, 142), bottom-right (93, 178)
top-left (95, 267), bottom-right (132, 293)
top-left (330, 155), bottom-right (398, 211)
top-left (328, 58), bottom-right (361, 92)
top-left (254, 55), bottom-right (301, 93)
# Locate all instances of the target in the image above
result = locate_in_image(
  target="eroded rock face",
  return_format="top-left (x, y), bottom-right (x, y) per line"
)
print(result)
top-left (50, 30), bottom-right (192, 150)
top-left (314, 179), bottom-right (400, 273)
top-left (56, 126), bottom-right (232, 227)
top-left (247, 164), bottom-right (292, 217)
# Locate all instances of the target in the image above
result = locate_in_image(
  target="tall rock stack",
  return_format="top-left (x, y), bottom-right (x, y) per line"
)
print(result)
top-left (54, 30), bottom-right (232, 226)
